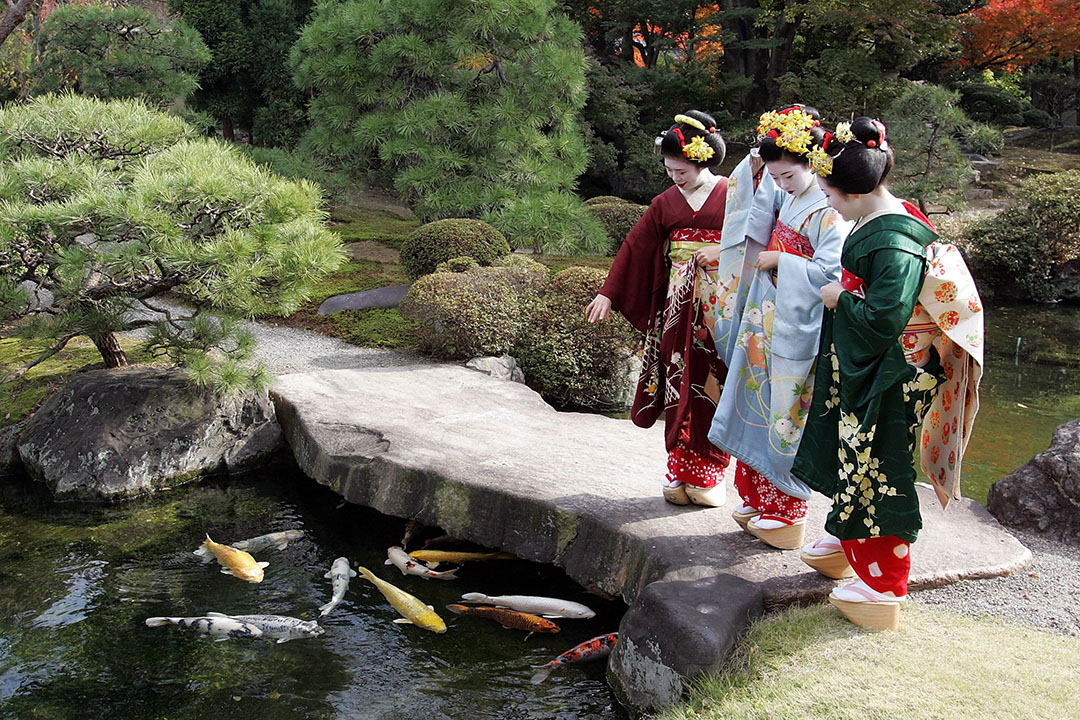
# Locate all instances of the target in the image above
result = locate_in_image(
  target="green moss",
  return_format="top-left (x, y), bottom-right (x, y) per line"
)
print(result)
top-left (0, 334), bottom-right (153, 429)
top-left (329, 209), bottom-right (419, 248)
top-left (326, 309), bottom-right (416, 349)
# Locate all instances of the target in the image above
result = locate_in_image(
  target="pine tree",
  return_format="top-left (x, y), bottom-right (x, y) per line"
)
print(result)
top-left (291, 0), bottom-right (607, 254)
top-left (0, 95), bottom-right (345, 391)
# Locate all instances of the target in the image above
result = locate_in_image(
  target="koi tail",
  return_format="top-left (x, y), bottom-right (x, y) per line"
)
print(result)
top-left (530, 666), bottom-right (552, 684)
top-left (432, 567), bottom-right (459, 581)
top-left (144, 617), bottom-right (172, 627)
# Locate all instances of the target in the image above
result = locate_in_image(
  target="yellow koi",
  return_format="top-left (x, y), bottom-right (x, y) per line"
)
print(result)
top-left (406, 550), bottom-right (515, 568)
top-left (355, 566), bottom-right (446, 633)
top-left (199, 534), bottom-right (268, 583)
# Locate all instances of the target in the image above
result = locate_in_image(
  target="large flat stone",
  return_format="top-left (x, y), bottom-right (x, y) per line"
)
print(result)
top-left (270, 364), bottom-right (1031, 714)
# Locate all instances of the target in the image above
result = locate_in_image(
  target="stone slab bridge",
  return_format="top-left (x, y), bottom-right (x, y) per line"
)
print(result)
top-left (270, 364), bottom-right (1031, 715)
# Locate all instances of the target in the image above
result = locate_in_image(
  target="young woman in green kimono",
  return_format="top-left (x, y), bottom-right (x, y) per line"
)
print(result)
top-left (791, 117), bottom-right (982, 631)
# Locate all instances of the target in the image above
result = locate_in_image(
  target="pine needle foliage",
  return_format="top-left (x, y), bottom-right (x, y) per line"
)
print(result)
top-left (0, 95), bottom-right (345, 393)
top-left (291, 0), bottom-right (608, 254)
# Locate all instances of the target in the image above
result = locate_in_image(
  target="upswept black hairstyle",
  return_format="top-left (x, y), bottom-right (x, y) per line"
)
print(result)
top-left (757, 104), bottom-right (827, 165)
top-left (822, 116), bottom-right (894, 195)
top-left (658, 110), bottom-right (726, 169)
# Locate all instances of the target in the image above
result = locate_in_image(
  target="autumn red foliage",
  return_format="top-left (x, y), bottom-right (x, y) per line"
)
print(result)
top-left (960, 0), bottom-right (1080, 70)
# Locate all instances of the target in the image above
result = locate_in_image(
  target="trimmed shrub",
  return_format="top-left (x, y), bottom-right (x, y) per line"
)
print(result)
top-left (963, 170), bottom-right (1080, 301)
top-left (957, 82), bottom-right (1025, 126)
top-left (588, 201), bottom-right (647, 255)
top-left (400, 219), bottom-right (510, 281)
top-left (585, 195), bottom-right (628, 206)
top-left (492, 254), bottom-right (551, 297)
top-left (1021, 107), bottom-right (1054, 129)
top-left (435, 256), bottom-right (481, 274)
top-left (516, 266), bottom-right (639, 409)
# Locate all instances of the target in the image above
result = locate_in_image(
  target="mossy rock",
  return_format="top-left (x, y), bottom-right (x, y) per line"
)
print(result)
top-left (587, 201), bottom-right (647, 255)
top-left (585, 195), bottom-right (628, 206)
top-left (516, 266), bottom-right (639, 409)
top-left (400, 218), bottom-right (510, 281)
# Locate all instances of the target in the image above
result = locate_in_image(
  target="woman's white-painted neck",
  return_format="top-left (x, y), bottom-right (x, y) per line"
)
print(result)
top-left (679, 169), bottom-right (719, 212)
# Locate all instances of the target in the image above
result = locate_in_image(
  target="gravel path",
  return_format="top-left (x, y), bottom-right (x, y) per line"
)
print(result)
top-left (913, 528), bottom-right (1079, 636)
top-left (244, 320), bottom-right (432, 375)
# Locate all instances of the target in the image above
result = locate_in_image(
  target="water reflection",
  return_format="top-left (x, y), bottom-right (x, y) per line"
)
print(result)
top-left (0, 472), bottom-right (628, 719)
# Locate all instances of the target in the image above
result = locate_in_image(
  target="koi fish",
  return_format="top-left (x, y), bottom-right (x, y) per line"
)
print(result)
top-left (193, 530), bottom-right (303, 562)
top-left (205, 612), bottom-right (324, 643)
top-left (319, 557), bottom-right (356, 617)
top-left (198, 535), bottom-right (268, 583)
top-left (407, 550), bottom-right (515, 567)
top-left (446, 604), bottom-right (559, 639)
top-left (144, 615), bottom-right (262, 641)
top-left (385, 546), bottom-right (459, 580)
top-left (355, 566), bottom-right (447, 633)
top-left (460, 593), bottom-right (595, 619)
top-left (530, 632), bottom-right (618, 683)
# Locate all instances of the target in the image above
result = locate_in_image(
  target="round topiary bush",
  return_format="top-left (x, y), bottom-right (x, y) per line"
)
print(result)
top-left (587, 201), bottom-right (648, 255)
top-left (434, 256), bottom-right (481, 274)
top-left (962, 169), bottom-right (1080, 302)
top-left (516, 266), bottom-right (640, 409)
top-left (400, 219), bottom-right (510, 281)
top-left (585, 195), bottom-right (628, 206)
top-left (492, 254), bottom-right (550, 297)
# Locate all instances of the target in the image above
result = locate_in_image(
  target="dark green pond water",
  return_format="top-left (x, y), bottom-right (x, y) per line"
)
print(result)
top-left (0, 471), bottom-right (628, 720)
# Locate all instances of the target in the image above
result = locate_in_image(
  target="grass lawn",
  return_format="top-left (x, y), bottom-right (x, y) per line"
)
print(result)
top-left (657, 602), bottom-right (1079, 720)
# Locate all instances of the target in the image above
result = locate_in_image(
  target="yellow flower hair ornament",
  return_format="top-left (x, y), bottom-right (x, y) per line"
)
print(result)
top-left (757, 107), bottom-right (817, 157)
top-left (682, 135), bottom-right (715, 162)
top-left (808, 145), bottom-right (834, 177)
top-left (834, 122), bottom-right (854, 144)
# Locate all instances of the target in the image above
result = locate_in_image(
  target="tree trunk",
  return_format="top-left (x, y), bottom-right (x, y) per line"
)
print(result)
top-left (0, 0), bottom-right (37, 49)
top-left (222, 116), bottom-right (234, 142)
top-left (92, 332), bottom-right (129, 368)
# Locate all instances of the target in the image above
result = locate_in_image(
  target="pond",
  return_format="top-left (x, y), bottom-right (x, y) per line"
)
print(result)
top-left (0, 470), bottom-right (628, 720)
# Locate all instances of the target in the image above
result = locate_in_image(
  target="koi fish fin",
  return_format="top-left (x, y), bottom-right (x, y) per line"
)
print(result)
top-left (220, 568), bottom-right (233, 575)
top-left (257, 562), bottom-right (270, 569)
top-left (523, 631), bottom-right (534, 642)
top-left (323, 570), bottom-right (333, 579)
top-left (193, 547), bottom-right (214, 562)
top-left (349, 568), bottom-right (357, 577)
top-left (274, 542), bottom-right (289, 550)
top-left (214, 636), bottom-right (229, 642)
top-left (206, 612), bottom-right (229, 618)
top-left (144, 617), bottom-right (171, 627)
top-left (384, 559), bottom-right (392, 566)
top-left (276, 638), bottom-right (290, 644)
top-left (426, 561), bottom-right (442, 569)
top-left (460, 593), bottom-right (487, 603)
top-left (541, 614), bottom-right (561, 619)
top-left (530, 667), bottom-right (552, 684)
top-left (392, 618), bottom-right (414, 625)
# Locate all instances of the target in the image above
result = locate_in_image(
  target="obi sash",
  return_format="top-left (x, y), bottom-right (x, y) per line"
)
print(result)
top-left (669, 227), bottom-right (724, 264)
top-left (766, 221), bottom-right (813, 285)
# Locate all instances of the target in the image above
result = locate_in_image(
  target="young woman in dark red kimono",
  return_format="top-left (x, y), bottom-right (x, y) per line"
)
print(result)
top-left (585, 111), bottom-right (731, 506)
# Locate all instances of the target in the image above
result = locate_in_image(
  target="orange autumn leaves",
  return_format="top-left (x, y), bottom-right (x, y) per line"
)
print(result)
top-left (960, 0), bottom-right (1080, 71)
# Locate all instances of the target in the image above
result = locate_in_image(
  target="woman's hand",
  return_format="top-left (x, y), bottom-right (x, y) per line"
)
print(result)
top-left (585, 294), bottom-right (612, 323)
top-left (821, 281), bottom-right (844, 309)
top-left (754, 250), bottom-right (781, 271)
top-left (693, 245), bottom-right (723, 268)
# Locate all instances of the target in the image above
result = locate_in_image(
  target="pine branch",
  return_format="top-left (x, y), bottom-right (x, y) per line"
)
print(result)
top-left (1, 330), bottom-right (79, 383)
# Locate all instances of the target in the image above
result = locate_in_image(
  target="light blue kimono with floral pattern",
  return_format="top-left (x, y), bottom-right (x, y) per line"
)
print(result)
top-left (709, 183), bottom-right (850, 500)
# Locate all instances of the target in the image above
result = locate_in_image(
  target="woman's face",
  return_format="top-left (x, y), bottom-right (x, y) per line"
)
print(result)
top-left (767, 158), bottom-right (814, 196)
top-left (664, 156), bottom-right (702, 190)
top-left (816, 176), bottom-right (860, 221)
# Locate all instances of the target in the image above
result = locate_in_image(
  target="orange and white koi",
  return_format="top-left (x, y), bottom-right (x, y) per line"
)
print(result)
top-left (530, 632), bottom-right (618, 683)
top-left (198, 535), bottom-right (268, 583)
top-left (385, 546), bottom-right (459, 580)
top-left (445, 603), bottom-right (560, 639)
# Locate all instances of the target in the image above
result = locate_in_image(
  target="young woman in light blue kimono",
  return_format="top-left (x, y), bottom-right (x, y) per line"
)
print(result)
top-left (707, 105), bottom-right (851, 550)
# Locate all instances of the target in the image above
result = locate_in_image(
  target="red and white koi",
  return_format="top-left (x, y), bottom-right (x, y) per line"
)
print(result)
top-left (530, 632), bottom-right (618, 683)
top-left (385, 546), bottom-right (459, 580)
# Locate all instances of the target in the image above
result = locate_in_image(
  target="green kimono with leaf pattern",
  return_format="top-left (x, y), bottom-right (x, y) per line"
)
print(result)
top-left (792, 213), bottom-right (941, 543)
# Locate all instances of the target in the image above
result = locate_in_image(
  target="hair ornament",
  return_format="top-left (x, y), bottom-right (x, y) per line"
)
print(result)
top-left (757, 107), bottom-right (815, 157)
top-left (869, 119), bottom-right (888, 150)
top-left (674, 113), bottom-right (707, 132)
top-left (683, 135), bottom-right (715, 162)
top-left (834, 122), bottom-right (854, 144)
top-left (808, 145), bottom-right (834, 177)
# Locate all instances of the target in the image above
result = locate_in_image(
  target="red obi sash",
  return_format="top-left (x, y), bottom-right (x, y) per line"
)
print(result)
top-left (766, 221), bottom-right (814, 259)
top-left (840, 201), bottom-right (935, 298)
top-left (670, 227), bottom-right (723, 244)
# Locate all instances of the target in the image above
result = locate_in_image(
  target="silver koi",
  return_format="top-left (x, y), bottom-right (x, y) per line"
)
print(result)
top-left (205, 612), bottom-right (323, 643)
top-left (460, 593), bottom-right (595, 619)
top-left (144, 615), bottom-right (262, 641)
top-left (319, 557), bottom-right (356, 617)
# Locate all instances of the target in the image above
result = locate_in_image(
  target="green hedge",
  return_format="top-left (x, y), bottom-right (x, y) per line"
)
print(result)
top-left (400, 219), bottom-right (510, 281)
top-left (587, 201), bottom-right (647, 255)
